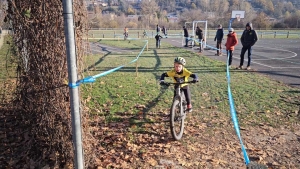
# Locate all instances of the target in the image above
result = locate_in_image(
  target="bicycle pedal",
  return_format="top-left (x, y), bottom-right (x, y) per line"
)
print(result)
top-left (186, 108), bottom-right (193, 113)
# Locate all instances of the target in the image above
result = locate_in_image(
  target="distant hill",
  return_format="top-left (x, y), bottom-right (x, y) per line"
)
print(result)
top-left (85, 0), bottom-right (300, 29)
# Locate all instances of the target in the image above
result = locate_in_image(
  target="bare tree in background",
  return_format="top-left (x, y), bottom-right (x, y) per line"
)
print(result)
top-left (252, 12), bottom-right (271, 29)
top-left (178, 9), bottom-right (207, 27)
top-left (140, 0), bottom-right (159, 29)
top-left (0, 0), bottom-right (7, 27)
top-left (88, 0), bottom-right (103, 28)
top-left (200, 0), bottom-right (209, 12)
top-left (214, 0), bottom-right (230, 17)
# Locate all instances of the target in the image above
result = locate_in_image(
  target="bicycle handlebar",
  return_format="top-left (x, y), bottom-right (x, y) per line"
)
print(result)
top-left (160, 81), bottom-right (197, 86)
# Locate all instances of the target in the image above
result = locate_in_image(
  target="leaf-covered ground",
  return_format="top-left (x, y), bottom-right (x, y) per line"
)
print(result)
top-left (87, 105), bottom-right (300, 168)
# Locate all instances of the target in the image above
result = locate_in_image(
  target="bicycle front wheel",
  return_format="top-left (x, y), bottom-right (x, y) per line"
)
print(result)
top-left (170, 99), bottom-right (185, 140)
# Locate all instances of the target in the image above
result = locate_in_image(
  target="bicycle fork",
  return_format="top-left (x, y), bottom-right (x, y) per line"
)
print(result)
top-left (175, 88), bottom-right (186, 120)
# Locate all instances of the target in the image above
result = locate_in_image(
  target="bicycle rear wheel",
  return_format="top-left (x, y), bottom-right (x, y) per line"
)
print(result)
top-left (170, 99), bottom-right (185, 140)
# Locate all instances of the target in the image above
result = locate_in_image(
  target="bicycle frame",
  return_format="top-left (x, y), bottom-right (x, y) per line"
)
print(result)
top-left (124, 32), bottom-right (128, 40)
top-left (162, 81), bottom-right (194, 140)
top-left (173, 84), bottom-right (186, 116)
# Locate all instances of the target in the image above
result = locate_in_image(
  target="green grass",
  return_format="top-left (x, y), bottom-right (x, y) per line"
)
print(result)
top-left (0, 35), bottom-right (17, 103)
top-left (81, 38), bottom-right (300, 128)
top-left (0, 36), bottom-right (16, 79)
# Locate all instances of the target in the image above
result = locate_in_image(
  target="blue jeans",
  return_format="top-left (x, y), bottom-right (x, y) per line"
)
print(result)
top-left (156, 39), bottom-right (161, 48)
top-left (185, 37), bottom-right (189, 46)
top-left (199, 39), bottom-right (203, 52)
top-left (239, 46), bottom-right (252, 67)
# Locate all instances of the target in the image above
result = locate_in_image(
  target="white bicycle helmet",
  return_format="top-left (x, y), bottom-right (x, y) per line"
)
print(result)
top-left (228, 28), bottom-right (234, 32)
top-left (174, 57), bottom-right (186, 65)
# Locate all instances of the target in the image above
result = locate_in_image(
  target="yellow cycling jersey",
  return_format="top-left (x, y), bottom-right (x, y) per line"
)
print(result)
top-left (167, 67), bottom-right (192, 87)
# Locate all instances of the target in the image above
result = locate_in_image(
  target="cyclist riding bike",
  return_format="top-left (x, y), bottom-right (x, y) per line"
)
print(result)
top-left (124, 27), bottom-right (128, 37)
top-left (160, 57), bottom-right (199, 112)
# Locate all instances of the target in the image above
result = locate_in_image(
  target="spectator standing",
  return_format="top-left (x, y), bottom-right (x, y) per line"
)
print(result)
top-left (156, 24), bottom-right (161, 34)
top-left (225, 28), bottom-right (238, 68)
top-left (236, 22), bottom-right (258, 70)
top-left (195, 26), bottom-right (204, 53)
top-left (214, 24), bottom-right (224, 56)
top-left (143, 30), bottom-right (147, 38)
top-left (155, 33), bottom-right (163, 49)
top-left (183, 26), bottom-right (189, 47)
top-left (162, 26), bottom-right (167, 38)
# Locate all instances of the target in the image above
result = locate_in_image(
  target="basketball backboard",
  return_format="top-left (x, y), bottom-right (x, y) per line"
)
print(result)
top-left (231, 10), bottom-right (245, 19)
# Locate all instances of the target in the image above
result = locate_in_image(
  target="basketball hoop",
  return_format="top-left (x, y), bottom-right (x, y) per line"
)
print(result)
top-left (236, 14), bottom-right (241, 22)
top-left (229, 11), bottom-right (244, 28)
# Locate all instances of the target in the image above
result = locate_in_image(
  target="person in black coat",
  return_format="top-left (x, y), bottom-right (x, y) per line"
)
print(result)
top-left (236, 22), bottom-right (258, 70)
top-left (156, 24), bottom-right (161, 34)
top-left (214, 24), bottom-right (224, 56)
top-left (183, 26), bottom-right (189, 47)
top-left (196, 26), bottom-right (204, 53)
top-left (162, 26), bottom-right (167, 38)
top-left (155, 34), bottom-right (163, 48)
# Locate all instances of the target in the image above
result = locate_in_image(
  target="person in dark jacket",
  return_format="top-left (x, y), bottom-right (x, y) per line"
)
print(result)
top-left (183, 26), bottom-right (189, 47)
top-left (214, 24), bottom-right (224, 56)
top-left (236, 22), bottom-right (258, 70)
top-left (156, 24), bottom-right (161, 34)
top-left (196, 26), bottom-right (204, 53)
top-left (162, 26), bottom-right (167, 38)
top-left (155, 33), bottom-right (163, 48)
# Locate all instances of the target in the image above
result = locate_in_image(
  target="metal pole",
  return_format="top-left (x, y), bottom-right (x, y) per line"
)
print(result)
top-left (192, 21), bottom-right (195, 48)
top-left (204, 20), bottom-right (207, 48)
top-left (62, 0), bottom-right (84, 168)
top-left (136, 61), bottom-right (138, 77)
top-left (229, 18), bottom-right (235, 29)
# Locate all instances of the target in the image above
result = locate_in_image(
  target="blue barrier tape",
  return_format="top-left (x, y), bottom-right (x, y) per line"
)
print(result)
top-left (92, 65), bottom-right (125, 79)
top-left (226, 52), bottom-right (250, 165)
top-left (76, 76), bottom-right (96, 85)
top-left (194, 37), bottom-right (250, 165)
top-left (68, 82), bottom-right (79, 88)
top-left (77, 40), bottom-right (148, 85)
top-left (129, 58), bottom-right (138, 64)
top-left (191, 38), bottom-right (226, 53)
top-left (204, 43), bottom-right (226, 53)
top-left (129, 42), bottom-right (147, 64)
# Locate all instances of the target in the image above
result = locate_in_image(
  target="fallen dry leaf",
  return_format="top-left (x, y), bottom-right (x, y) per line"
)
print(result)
top-left (147, 158), bottom-right (158, 166)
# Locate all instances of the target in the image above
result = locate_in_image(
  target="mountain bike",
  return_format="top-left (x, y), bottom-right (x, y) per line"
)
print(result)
top-left (124, 32), bottom-right (128, 40)
top-left (161, 81), bottom-right (196, 140)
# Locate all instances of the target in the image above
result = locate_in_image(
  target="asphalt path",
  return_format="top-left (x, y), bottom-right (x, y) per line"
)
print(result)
top-left (88, 41), bottom-right (133, 55)
top-left (164, 37), bottom-right (300, 89)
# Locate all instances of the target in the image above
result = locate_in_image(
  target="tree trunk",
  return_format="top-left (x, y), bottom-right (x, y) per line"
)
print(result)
top-left (6, 0), bottom-right (89, 167)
